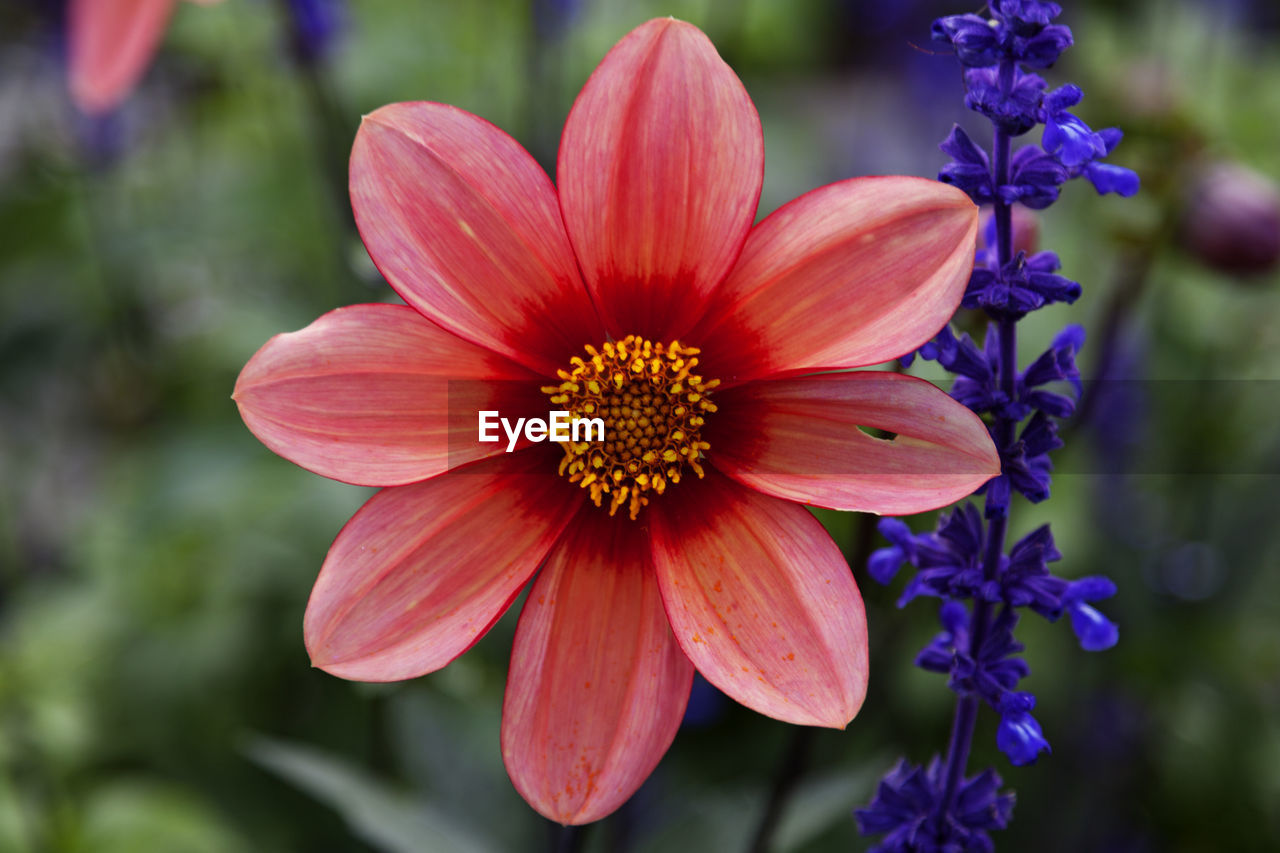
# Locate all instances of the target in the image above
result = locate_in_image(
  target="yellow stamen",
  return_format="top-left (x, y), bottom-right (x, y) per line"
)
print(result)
top-left (542, 335), bottom-right (719, 520)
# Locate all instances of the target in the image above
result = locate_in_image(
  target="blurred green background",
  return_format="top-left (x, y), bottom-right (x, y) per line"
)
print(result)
top-left (2, 0), bottom-right (1279, 850)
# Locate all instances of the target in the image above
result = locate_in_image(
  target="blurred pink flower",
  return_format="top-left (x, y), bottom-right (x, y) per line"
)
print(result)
top-left (235, 18), bottom-right (997, 824)
top-left (68, 0), bottom-right (222, 115)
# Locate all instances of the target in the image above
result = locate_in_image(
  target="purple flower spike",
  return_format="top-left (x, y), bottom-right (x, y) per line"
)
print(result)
top-left (862, 2), bottom-right (1127, 847)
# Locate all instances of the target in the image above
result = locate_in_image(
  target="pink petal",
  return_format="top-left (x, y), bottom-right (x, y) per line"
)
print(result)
top-left (502, 507), bottom-right (693, 825)
top-left (234, 304), bottom-right (543, 487)
top-left (68, 0), bottom-right (175, 115)
top-left (706, 372), bottom-right (1000, 515)
top-left (350, 102), bottom-right (599, 376)
top-left (557, 18), bottom-right (764, 342)
top-left (692, 177), bottom-right (977, 385)
top-left (650, 473), bottom-right (867, 727)
top-left (304, 450), bottom-right (581, 682)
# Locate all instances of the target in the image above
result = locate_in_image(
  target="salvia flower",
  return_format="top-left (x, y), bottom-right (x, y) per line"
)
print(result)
top-left (995, 691), bottom-right (1050, 765)
top-left (962, 249), bottom-right (1081, 317)
top-left (1000, 525), bottom-right (1068, 615)
top-left (1003, 145), bottom-right (1071, 208)
top-left (1062, 577), bottom-right (1120, 651)
top-left (1019, 324), bottom-right (1084, 418)
top-left (947, 606), bottom-right (1030, 705)
top-left (67, 0), bottom-right (224, 115)
top-left (1041, 85), bottom-right (1102, 167)
top-left (962, 66), bottom-right (1047, 135)
top-left (894, 504), bottom-right (987, 605)
top-left (856, 758), bottom-right (1015, 853)
top-left (939, 126), bottom-right (995, 204)
top-left (930, 16), bottom-right (1002, 69)
top-left (862, 1), bottom-right (1128, 847)
top-left (993, 1), bottom-right (1062, 34)
top-left (235, 18), bottom-right (1000, 824)
top-left (996, 410), bottom-right (1064, 505)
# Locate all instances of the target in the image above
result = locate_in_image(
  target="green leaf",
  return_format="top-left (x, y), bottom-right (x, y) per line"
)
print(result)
top-left (244, 736), bottom-right (494, 853)
top-left (772, 770), bottom-right (877, 853)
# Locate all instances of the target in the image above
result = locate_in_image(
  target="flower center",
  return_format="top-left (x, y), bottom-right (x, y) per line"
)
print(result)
top-left (543, 335), bottom-right (719, 520)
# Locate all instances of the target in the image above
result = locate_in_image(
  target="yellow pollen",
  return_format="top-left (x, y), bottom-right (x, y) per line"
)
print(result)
top-left (542, 335), bottom-right (719, 520)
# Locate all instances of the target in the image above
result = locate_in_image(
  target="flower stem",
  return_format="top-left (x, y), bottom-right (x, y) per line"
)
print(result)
top-left (746, 725), bottom-right (816, 853)
top-left (937, 692), bottom-right (980, 812)
top-left (936, 100), bottom-right (1019, 817)
top-left (937, 508), bottom-right (1009, 812)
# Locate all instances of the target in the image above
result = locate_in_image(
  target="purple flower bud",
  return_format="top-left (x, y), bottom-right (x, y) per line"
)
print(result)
top-left (1022, 329), bottom-right (1082, 391)
top-left (1025, 251), bottom-right (1082, 304)
top-left (1068, 602), bottom-right (1120, 651)
top-left (993, 0), bottom-right (1063, 35)
top-left (857, 758), bottom-right (1014, 850)
top-left (997, 692), bottom-right (1051, 765)
top-left (933, 14), bottom-right (1002, 67)
top-left (1181, 162), bottom-right (1280, 277)
top-left (1063, 576), bottom-right (1120, 650)
top-left (1043, 110), bottom-right (1103, 168)
top-left (1018, 24), bottom-right (1073, 68)
top-left (879, 516), bottom-right (918, 554)
top-left (868, 517), bottom-right (920, 584)
top-left (1085, 162), bottom-right (1140, 197)
top-left (916, 600), bottom-right (968, 673)
top-left (964, 67), bottom-right (1047, 136)
top-left (1004, 146), bottom-right (1070, 208)
top-left (868, 546), bottom-right (907, 585)
top-left (939, 125), bottom-right (995, 203)
top-left (1001, 525), bottom-right (1068, 612)
top-left (1043, 83), bottom-right (1084, 114)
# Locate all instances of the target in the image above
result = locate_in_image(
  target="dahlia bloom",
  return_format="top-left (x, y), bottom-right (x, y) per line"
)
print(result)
top-left (68, 0), bottom-right (222, 115)
top-left (235, 18), bottom-right (998, 824)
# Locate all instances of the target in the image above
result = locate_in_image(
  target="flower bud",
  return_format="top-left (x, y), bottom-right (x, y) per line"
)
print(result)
top-left (1182, 162), bottom-right (1280, 277)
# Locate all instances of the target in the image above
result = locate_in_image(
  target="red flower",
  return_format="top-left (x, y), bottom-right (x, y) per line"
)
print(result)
top-left (68, 0), bottom-right (222, 115)
top-left (234, 18), bottom-right (997, 824)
